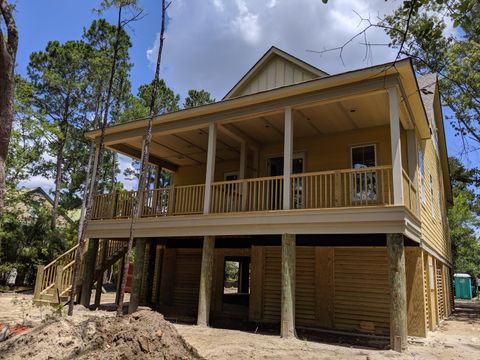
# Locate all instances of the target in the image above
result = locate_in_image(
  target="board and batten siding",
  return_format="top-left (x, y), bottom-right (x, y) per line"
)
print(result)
top-left (159, 248), bottom-right (202, 315)
top-left (254, 246), bottom-right (396, 336)
top-left (235, 57), bottom-right (317, 98)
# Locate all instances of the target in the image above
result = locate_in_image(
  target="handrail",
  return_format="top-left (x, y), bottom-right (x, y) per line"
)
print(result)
top-left (44, 244), bottom-right (79, 270)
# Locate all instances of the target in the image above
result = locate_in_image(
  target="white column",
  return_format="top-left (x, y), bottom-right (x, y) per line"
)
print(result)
top-left (239, 141), bottom-right (247, 180)
top-left (204, 122), bottom-right (217, 214)
top-left (388, 87), bottom-right (404, 205)
top-left (283, 106), bottom-right (293, 210)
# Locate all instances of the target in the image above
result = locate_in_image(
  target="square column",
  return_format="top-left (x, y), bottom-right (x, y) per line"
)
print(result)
top-left (387, 233), bottom-right (408, 352)
top-left (204, 123), bottom-right (217, 214)
top-left (281, 233), bottom-right (296, 338)
top-left (388, 87), bottom-right (404, 205)
top-left (283, 107), bottom-right (293, 210)
top-left (197, 235), bottom-right (215, 326)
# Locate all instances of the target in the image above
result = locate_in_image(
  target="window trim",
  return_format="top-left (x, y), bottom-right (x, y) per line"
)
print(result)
top-left (224, 171), bottom-right (239, 181)
top-left (350, 144), bottom-right (377, 168)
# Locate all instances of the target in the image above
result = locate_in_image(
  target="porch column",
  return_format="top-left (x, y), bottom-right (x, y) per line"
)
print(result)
top-left (388, 87), bottom-right (404, 205)
top-left (80, 238), bottom-right (99, 307)
top-left (197, 236), bottom-right (215, 326)
top-left (281, 233), bottom-right (296, 338)
top-left (128, 238), bottom-right (147, 314)
top-left (283, 106), bottom-right (293, 210)
top-left (387, 233), bottom-right (408, 352)
top-left (203, 122), bottom-right (217, 214)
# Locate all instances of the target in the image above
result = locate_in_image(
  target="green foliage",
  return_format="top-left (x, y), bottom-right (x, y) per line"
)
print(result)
top-left (0, 190), bottom-right (74, 285)
top-left (138, 79), bottom-right (180, 115)
top-left (184, 89), bottom-right (215, 109)
top-left (384, 0), bottom-right (480, 145)
top-left (447, 157), bottom-right (480, 278)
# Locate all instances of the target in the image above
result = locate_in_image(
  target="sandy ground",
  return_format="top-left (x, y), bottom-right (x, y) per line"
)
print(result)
top-left (0, 291), bottom-right (129, 326)
top-left (1, 292), bottom-right (479, 359)
top-left (174, 299), bottom-right (480, 360)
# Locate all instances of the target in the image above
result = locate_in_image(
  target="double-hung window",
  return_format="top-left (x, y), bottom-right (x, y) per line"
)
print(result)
top-left (351, 145), bottom-right (376, 203)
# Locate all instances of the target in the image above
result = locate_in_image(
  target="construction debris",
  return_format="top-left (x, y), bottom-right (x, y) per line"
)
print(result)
top-left (0, 307), bottom-right (202, 360)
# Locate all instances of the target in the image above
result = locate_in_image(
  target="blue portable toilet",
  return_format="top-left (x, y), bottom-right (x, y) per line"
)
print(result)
top-left (454, 273), bottom-right (472, 300)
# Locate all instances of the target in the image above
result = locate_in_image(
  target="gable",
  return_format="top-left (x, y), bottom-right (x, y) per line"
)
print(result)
top-left (224, 47), bottom-right (328, 99)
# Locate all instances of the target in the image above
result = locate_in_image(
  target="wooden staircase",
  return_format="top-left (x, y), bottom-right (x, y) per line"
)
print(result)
top-left (33, 239), bottom-right (127, 305)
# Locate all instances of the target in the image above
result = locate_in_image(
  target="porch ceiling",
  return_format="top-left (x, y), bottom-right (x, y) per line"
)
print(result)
top-left (112, 90), bottom-right (407, 168)
top-left (121, 126), bottom-right (241, 167)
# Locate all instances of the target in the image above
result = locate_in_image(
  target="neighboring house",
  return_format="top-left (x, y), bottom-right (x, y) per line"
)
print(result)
top-left (12, 187), bottom-right (74, 227)
top-left (34, 47), bottom-right (452, 350)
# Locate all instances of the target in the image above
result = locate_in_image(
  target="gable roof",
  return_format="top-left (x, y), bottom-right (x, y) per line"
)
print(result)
top-left (223, 46), bottom-right (328, 100)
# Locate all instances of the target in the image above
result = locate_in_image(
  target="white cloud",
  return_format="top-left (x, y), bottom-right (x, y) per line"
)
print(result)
top-left (18, 175), bottom-right (55, 194)
top-left (146, 0), bottom-right (400, 101)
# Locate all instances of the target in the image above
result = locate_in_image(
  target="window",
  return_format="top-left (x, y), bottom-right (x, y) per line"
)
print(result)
top-left (224, 171), bottom-right (239, 181)
top-left (351, 145), bottom-right (376, 202)
top-left (418, 145), bottom-right (426, 204)
top-left (351, 145), bottom-right (376, 168)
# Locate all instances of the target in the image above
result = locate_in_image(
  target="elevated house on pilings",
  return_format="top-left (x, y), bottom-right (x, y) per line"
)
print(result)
top-left (33, 47), bottom-right (453, 351)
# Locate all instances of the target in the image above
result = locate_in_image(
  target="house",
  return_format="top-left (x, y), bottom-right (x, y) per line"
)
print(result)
top-left (33, 47), bottom-right (453, 351)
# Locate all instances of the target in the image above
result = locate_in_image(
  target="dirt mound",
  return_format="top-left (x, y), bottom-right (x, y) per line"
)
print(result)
top-left (0, 307), bottom-right (202, 360)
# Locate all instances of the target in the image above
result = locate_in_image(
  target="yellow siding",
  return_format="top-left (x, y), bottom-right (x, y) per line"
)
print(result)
top-left (174, 125), bottom-right (408, 186)
top-left (419, 138), bottom-right (451, 261)
top-left (237, 57), bottom-right (317, 97)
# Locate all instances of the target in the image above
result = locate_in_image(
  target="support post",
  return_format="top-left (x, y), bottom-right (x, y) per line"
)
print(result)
top-left (283, 107), bottom-right (293, 210)
top-left (80, 238), bottom-right (99, 307)
top-left (203, 123), bottom-right (217, 214)
top-left (115, 255), bottom-right (125, 306)
top-left (387, 233), bottom-right (408, 352)
top-left (33, 265), bottom-right (45, 301)
top-left (197, 236), bottom-right (215, 326)
top-left (388, 87), bottom-right (404, 205)
top-left (94, 239), bottom-right (109, 309)
top-left (54, 265), bottom-right (64, 304)
top-left (281, 233), bottom-right (296, 338)
top-left (128, 238), bottom-right (147, 314)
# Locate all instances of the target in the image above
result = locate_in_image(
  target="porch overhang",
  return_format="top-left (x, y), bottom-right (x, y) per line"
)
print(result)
top-left (85, 58), bottom-right (431, 150)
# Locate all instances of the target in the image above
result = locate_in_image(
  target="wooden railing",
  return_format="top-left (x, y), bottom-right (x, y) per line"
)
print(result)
top-left (291, 166), bottom-right (393, 209)
top-left (172, 184), bottom-right (205, 215)
top-left (89, 166), bottom-right (425, 220)
top-left (210, 176), bottom-right (284, 213)
top-left (34, 239), bottom-right (129, 304)
top-left (402, 169), bottom-right (419, 217)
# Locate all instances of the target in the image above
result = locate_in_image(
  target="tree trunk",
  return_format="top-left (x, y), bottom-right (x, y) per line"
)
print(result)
top-left (68, 5), bottom-right (124, 316)
top-left (0, 0), bottom-right (18, 218)
top-left (117, 0), bottom-right (168, 316)
top-left (51, 131), bottom-right (66, 229)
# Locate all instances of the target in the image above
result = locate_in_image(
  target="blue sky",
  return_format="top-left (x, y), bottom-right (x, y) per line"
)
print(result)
top-left (14, 0), bottom-right (479, 191)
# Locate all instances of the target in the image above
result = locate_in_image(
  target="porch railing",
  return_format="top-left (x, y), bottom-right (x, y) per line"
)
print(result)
top-left (91, 165), bottom-right (420, 220)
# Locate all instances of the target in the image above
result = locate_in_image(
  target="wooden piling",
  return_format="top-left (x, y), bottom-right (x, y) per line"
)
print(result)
top-left (80, 238), bottom-right (99, 307)
top-left (281, 233), bottom-right (296, 338)
top-left (128, 238), bottom-right (146, 314)
top-left (387, 233), bottom-right (408, 352)
top-left (197, 236), bottom-right (215, 326)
